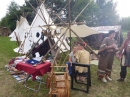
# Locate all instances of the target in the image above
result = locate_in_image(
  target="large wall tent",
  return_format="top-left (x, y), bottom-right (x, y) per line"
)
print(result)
top-left (85, 26), bottom-right (123, 49)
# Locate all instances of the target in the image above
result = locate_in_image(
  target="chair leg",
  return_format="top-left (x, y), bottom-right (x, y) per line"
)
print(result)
top-left (89, 72), bottom-right (91, 86)
top-left (86, 76), bottom-right (89, 93)
top-left (75, 75), bottom-right (78, 83)
top-left (71, 75), bottom-right (74, 89)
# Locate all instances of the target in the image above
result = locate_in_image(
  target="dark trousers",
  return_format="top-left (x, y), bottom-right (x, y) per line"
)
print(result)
top-left (66, 62), bottom-right (72, 76)
top-left (120, 66), bottom-right (127, 79)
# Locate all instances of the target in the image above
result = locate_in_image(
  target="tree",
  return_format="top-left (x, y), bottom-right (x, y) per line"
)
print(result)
top-left (45, 0), bottom-right (119, 27)
top-left (120, 17), bottom-right (130, 30)
top-left (94, 0), bottom-right (119, 26)
top-left (70, 0), bottom-right (98, 26)
top-left (0, 0), bottom-right (120, 31)
top-left (45, 0), bottom-right (67, 23)
top-left (23, 0), bottom-right (40, 24)
top-left (0, 0), bottom-right (41, 31)
top-left (0, 1), bottom-right (21, 31)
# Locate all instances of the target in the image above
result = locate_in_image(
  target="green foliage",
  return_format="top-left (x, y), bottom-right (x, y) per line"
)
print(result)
top-left (120, 17), bottom-right (130, 30)
top-left (122, 30), bottom-right (128, 39)
top-left (0, 0), bottom-right (41, 31)
top-left (0, 0), bottom-right (122, 32)
top-left (94, 0), bottom-right (119, 26)
top-left (0, 1), bottom-right (21, 31)
top-left (70, 0), bottom-right (93, 22)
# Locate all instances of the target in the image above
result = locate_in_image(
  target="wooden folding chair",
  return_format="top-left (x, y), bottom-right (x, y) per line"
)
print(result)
top-left (47, 65), bottom-right (70, 97)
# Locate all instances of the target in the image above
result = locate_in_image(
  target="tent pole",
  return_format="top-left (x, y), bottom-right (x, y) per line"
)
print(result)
top-left (119, 29), bottom-right (121, 45)
top-left (14, 32), bottom-right (20, 46)
top-left (26, 1), bottom-right (46, 23)
top-left (70, 28), bottom-right (99, 58)
top-left (44, 3), bottom-right (67, 25)
top-left (17, 33), bottom-right (27, 54)
top-left (25, 35), bottom-right (42, 58)
top-left (53, 0), bottom-right (72, 22)
top-left (55, 33), bottom-right (69, 51)
top-left (36, 0), bottom-right (48, 24)
top-left (41, 27), bottom-right (69, 62)
top-left (68, 0), bottom-right (71, 52)
top-left (52, 28), bottom-right (69, 65)
top-left (39, 25), bottom-right (66, 52)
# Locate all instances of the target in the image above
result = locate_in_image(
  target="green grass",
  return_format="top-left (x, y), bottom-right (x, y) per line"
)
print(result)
top-left (122, 30), bottom-right (128, 39)
top-left (1, 34), bottom-right (130, 97)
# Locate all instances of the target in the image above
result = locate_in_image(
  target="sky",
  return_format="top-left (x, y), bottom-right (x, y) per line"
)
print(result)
top-left (0, 0), bottom-right (25, 19)
top-left (113, 0), bottom-right (130, 18)
top-left (0, 0), bottom-right (130, 20)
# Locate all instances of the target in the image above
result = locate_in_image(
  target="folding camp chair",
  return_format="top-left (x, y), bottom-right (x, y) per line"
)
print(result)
top-left (71, 63), bottom-right (91, 93)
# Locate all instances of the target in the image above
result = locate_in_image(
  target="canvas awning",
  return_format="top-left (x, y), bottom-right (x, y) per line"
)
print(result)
top-left (91, 25), bottom-right (121, 33)
top-left (58, 25), bottom-right (101, 37)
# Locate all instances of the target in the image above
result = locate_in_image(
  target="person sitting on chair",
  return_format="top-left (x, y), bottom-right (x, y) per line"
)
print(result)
top-left (74, 42), bottom-right (90, 82)
top-left (66, 46), bottom-right (78, 75)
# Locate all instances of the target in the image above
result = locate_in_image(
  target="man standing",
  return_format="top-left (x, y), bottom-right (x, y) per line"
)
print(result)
top-left (117, 32), bottom-right (130, 81)
top-left (97, 30), bottom-right (118, 82)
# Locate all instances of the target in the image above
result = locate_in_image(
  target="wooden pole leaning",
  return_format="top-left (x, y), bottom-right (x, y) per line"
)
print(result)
top-left (52, 28), bottom-right (68, 65)
top-left (14, 32), bottom-right (20, 46)
top-left (25, 37), bottom-right (41, 59)
top-left (55, 33), bottom-right (69, 51)
top-left (40, 27), bottom-right (69, 62)
top-left (17, 34), bottom-right (27, 54)
top-left (39, 25), bottom-right (68, 61)
top-left (72, 0), bottom-right (93, 23)
top-left (70, 28), bottom-right (99, 58)
top-left (53, 0), bottom-right (72, 22)
top-left (36, 0), bottom-right (48, 24)
top-left (26, 1), bottom-right (46, 23)
top-left (45, 2), bottom-right (98, 57)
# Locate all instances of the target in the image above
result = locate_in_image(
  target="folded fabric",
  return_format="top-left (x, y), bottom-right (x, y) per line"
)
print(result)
top-left (26, 59), bottom-right (40, 65)
top-left (9, 58), bottom-right (15, 65)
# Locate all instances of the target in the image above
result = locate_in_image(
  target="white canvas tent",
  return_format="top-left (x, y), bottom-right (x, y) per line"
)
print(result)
top-left (91, 25), bottom-right (121, 33)
top-left (90, 25), bottom-right (122, 43)
top-left (58, 24), bottom-right (101, 37)
top-left (10, 16), bottom-right (30, 41)
top-left (9, 20), bottom-right (20, 38)
top-left (83, 25), bottom-right (123, 48)
top-left (14, 3), bottom-right (69, 54)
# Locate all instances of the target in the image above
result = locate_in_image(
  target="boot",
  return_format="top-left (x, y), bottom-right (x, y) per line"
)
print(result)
top-left (117, 78), bottom-right (124, 81)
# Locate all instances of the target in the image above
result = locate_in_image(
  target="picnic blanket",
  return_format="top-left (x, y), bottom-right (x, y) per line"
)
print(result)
top-left (5, 65), bottom-right (28, 83)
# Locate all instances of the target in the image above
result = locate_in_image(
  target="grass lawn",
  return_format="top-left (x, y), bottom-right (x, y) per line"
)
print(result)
top-left (1, 33), bottom-right (130, 97)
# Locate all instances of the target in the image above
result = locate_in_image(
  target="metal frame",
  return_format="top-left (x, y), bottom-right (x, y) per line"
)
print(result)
top-left (23, 75), bottom-right (46, 92)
